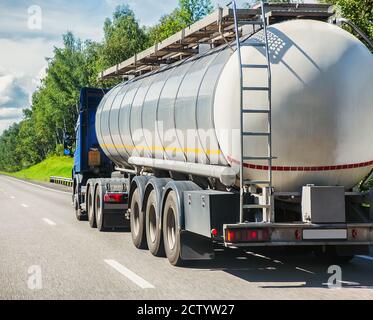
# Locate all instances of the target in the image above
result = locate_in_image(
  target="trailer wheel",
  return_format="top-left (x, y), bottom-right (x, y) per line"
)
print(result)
top-left (87, 185), bottom-right (97, 228)
top-left (95, 185), bottom-right (106, 232)
top-left (163, 191), bottom-right (183, 266)
top-left (145, 190), bottom-right (164, 257)
top-left (130, 188), bottom-right (147, 249)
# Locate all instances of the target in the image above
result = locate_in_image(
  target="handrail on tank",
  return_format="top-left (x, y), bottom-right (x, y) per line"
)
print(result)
top-left (334, 18), bottom-right (373, 51)
top-left (128, 157), bottom-right (237, 187)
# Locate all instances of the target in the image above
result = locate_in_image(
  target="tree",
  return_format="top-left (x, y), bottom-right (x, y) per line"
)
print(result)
top-left (319, 0), bottom-right (372, 46)
top-left (97, 5), bottom-right (148, 70)
top-left (15, 110), bottom-right (43, 167)
top-left (0, 123), bottom-right (22, 172)
top-left (30, 32), bottom-right (95, 158)
top-left (3, 31), bottom-right (101, 171)
top-left (179, 0), bottom-right (214, 25)
top-left (147, 0), bottom-right (214, 44)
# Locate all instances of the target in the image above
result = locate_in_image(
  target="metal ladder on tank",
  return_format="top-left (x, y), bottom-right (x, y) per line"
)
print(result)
top-left (229, 0), bottom-right (274, 223)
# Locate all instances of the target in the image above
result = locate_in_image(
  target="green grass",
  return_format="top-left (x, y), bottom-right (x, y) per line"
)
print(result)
top-left (1, 156), bottom-right (73, 182)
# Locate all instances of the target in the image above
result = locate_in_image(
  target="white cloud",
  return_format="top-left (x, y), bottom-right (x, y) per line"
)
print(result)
top-left (0, 73), bottom-right (28, 109)
top-left (0, 121), bottom-right (16, 134)
top-left (0, 72), bottom-right (28, 134)
top-left (0, 108), bottom-right (23, 121)
top-left (0, 37), bottom-right (55, 133)
top-left (0, 37), bottom-right (55, 85)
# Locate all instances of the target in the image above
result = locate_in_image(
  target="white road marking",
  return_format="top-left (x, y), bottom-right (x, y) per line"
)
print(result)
top-left (246, 251), bottom-right (276, 261)
top-left (0, 175), bottom-right (70, 195)
top-left (10, 196), bottom-right (15, 199)
top-left (104, 259), bottom-right (155, 289)
top-left (295, 267), bottom-right (315, 274)
top-left (356, 255), bottom-right (373, 262)
top-left (42, 218), bottom-right (57, 226)
top-left (21, 204), bottom-right (29, 208)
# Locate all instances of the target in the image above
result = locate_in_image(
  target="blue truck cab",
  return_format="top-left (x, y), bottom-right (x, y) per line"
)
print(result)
top-left (73, 88), bottom-right (112, 189)
top-left (72, 88), bottom-right (129, 228)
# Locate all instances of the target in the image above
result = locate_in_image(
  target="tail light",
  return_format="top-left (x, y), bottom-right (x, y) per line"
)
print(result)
top-left (295, 229), bottom-right (302, 240)
top-left (211, 229), bottom-right (218, 237)
top-left (352, 229), bottom-right (358, 239)
top-left (104, 193), bottom-right (126, 203)
top-left (225, 228), bottom-right (270, 243)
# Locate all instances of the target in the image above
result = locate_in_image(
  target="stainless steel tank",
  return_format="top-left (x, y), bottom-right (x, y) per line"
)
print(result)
top-left (96, 20), bottom-right (373, 191)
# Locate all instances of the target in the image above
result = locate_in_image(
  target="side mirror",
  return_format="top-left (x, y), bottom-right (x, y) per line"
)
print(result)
top-left (63, 132), bottom-right (75, 156)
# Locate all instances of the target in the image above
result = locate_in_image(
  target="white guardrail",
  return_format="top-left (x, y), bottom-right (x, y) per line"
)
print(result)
top-left (50, 176), bottom-right (73, 187)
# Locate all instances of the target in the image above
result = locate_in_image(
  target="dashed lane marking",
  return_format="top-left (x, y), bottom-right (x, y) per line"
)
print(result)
top-left (104, 259), bottom-right (155, 289)
top-left (42, 218), bottom-right (57, 226)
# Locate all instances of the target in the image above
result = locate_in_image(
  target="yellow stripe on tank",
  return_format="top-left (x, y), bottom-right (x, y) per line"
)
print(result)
top-left (101, 144), bottom-right (221, 156)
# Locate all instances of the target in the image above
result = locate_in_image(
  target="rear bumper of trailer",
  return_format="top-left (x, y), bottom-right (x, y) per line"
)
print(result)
top-left (223, 223), bottom-right (373, 247)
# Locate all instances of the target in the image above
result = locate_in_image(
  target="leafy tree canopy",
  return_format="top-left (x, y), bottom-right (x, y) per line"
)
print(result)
top-left (99, 5), bottom-right (148, 69)
top-left (319, 0), bottom-right (372, 45)
top-left (147, 0), bottom-right (213, 44)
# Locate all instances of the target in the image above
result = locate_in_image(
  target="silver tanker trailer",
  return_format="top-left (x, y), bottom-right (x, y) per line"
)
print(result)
top-left (72, 2), bottom-right (373, 266)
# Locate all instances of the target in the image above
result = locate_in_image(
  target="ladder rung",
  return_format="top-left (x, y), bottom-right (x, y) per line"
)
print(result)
top-left (237, 20), bottom-right (264, 26)
top-left (243, 132), bottom-right (270, 137)
top-left (242, 42), bottom-right (266, 47)
top-left (243, 156), bottom-right (272, 160)
top-left (244, 180), bottom-right (271, 185)
top-left (243, 204), bottom-right (270, 209)
top-left (242, 64), bottom-right (268, 69)
top-left (242, 109), bottom-right (270, 114)
top-left (243, 86), bottom-right (269, 91)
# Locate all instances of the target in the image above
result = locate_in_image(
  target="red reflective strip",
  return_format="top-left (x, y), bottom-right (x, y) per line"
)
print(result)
top-left (227, 157), bottom-right (373, 172)
top-left (104, 193), bottom-right (124, 203)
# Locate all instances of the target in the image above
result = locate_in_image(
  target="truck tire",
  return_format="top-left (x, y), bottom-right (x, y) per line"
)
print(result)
top-left (74, 185), bottom-right (87, 221)
top-left (95, 185), bottom-right (106, 232)
top-left (163, 191), bottom-right (183, 266)
top-left (130, 188), bottom-right (147, 249)
top-left (145, 190), bottom-right (164, 257)
top-left (87, 186), bottom-right (97, 228)
top-left (74, 193), bottom-right (87, 221)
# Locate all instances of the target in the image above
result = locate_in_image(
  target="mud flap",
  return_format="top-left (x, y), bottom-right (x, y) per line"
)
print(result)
top-left (180, 231), bottom-right (214, 260)
top-left (103, 210), bottom-right (129, 229)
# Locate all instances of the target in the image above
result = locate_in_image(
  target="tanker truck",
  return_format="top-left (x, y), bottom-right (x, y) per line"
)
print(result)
top-left (71, 3), bottom-right (373, 266)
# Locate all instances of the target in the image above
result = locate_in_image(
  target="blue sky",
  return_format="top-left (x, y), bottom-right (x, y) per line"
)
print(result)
top-left (0, 0), bottom-right (289, 133)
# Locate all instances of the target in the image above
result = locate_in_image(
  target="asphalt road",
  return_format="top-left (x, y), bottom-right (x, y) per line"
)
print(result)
top-left (0, 175), bottom-right (373, 300)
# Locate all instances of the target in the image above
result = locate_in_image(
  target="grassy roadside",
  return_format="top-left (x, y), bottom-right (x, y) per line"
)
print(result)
top-left (0, 156), bottom-right (73, 183)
